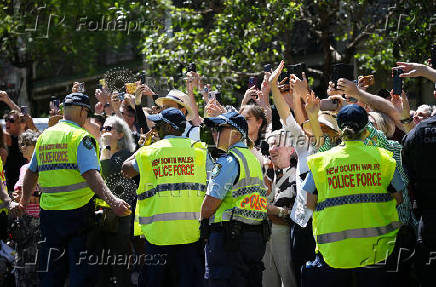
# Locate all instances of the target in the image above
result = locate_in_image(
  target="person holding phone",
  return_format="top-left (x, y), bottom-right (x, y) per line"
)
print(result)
top-left (10, 129), bottom-right (41, 286)
top-left (89, 116), bottom-right (137, 287)
top-left (400, 60), bottom-right (436, 287)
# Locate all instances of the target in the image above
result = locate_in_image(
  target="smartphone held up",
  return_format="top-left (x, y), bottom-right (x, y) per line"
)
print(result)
top-left (392, 68), bottom-right (403, 95)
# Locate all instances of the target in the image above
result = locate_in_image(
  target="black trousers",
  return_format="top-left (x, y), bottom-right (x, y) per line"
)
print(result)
top-left (205, 231), bottom-right (266, 287)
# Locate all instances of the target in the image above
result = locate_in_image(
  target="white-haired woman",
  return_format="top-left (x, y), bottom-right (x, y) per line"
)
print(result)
top-left (91, 116), bottom-right (137, 287)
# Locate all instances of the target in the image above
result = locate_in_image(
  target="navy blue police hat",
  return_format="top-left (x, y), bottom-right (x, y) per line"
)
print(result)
top-left (147, 107), bottom-right (186, 131)
top-left (203, 111), bottom-right (248, 139)
top-left (336, 104), bottom-right (368, 132)
top-left (63, 93), bottom-right (92, 111)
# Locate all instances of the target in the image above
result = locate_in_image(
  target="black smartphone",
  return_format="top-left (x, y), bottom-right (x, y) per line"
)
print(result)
top-left (248, 77), bottom-right (257, 88)
top-left (288, 63), bottom-right (307, 80)
top-left (152, 94), bottom-right (158, 102)
top-left (332, 64), bottom-right (354, 88)
top-left (392, 68), bottom-right (403, 95)
top-left (264, 64), bottom-right (272, 72)
top-left (140, 73), bottom-right (146, 85)
top-left (187, 63), bottom-right (197, 73)
top-left (431, 44), bottom-right (436, 69)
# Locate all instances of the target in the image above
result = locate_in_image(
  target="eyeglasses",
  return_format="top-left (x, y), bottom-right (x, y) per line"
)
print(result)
top-left (100, 126), bottom-right (113, 132)
top-left (5, 117), bottom-right (15, 123)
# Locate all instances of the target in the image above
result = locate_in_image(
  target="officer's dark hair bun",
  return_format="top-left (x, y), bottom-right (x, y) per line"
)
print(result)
top-left (341, 124), bottom-right (364, 140)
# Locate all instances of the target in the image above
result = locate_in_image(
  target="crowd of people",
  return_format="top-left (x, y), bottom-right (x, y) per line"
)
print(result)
top-left (0, 58), bottom-right (435, 287)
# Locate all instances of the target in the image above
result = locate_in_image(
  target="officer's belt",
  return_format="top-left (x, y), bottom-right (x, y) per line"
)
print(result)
top-left (137, 182), bottom-right (206, 200)
top-left (40, 182), bottom-right (89, 193)
top-left (209, 222), bottom-right (263, 232)
top-left (316, 221), bottom-right (401, 244)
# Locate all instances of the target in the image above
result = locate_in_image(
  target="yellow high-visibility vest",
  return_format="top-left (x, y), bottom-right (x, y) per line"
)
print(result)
top-left (135, 137), bottom-right (207, 245)
top-left (35, 121), bottom-right (100, 210)
top-left (307, 141), bottom-right (400, 268)
top-left (209, 146), bottom-right (267, 225)
top-left (0, 157), bottom-right (8, 214)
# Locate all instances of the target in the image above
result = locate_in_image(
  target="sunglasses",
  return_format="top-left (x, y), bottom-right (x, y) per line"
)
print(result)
top-left (5, 117), bottom-right (16, 123)
top-left (100, 126), bottom-right (113, 132)
top-left (20, 142), bottom-right (35, 147)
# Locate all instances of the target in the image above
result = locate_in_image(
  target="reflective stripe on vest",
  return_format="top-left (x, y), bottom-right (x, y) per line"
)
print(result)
top-left (139, 211), bottom-right (200, 225)
top-left (39, 163), bottom-right (79, 171)
top-left (135, 137), bottom-right (207, 245)
top-left (40, 182), bottom-right (89, 193)
top-left (35, 121), bottom-right (99, 210)
top-left (137, 182), bottom-right (206, 200)
top-left (316, 193), bottom-right (394, 211)
top-left (0, 157), bottom-right (8, 214)
top-left (210, 146), bottom-right (267, 225)
top-left (317, 221), bottom-right (401, 244)
top-left (307, 141), bottom-right (399, 268)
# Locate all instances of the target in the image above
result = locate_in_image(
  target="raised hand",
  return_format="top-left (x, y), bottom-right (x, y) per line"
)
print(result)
top-left (336, 78), bottom-right (359, 98)
top-left (0, 90), bottom-right (9, 102)
top-left (269, 60), bottom-right (285, 87)
top-left (290, 72), bottom-right (308, 102)
top-left (241, 86), bottom-right (258, 106)
top-left (394, 62), bottom-right (428, 78)
top-left (305, 90), bottom-right (320, 117)
top-left (72, 82), bottom-right (80, 93)
top-left (261, 71), bottom-right (272, 98)
top-left (206, 99), bottom-right (226, 117)
top-left (390, 90), bottom-right (410, 120)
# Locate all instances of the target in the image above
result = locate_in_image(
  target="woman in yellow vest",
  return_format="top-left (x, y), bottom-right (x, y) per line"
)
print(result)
top-left (200, 111), bottom-right (269, 287)
top-left (301, 104), bottom-right (404, 287)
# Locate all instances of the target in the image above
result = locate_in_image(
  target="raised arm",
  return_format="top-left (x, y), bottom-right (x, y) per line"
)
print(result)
top-left (394, 62), bottom-right (436, 83)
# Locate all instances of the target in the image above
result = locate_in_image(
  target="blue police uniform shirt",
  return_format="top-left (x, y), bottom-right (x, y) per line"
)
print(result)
top-left (132, 135), bottom-right (214, 173)
top-left (182, 121), bottom-right (200, 142)
top-left (28, 120), bottom-right (100, 175)
top-left (302, 168), bottom-right (406, 194)
top-left (206, 141), bottom-right (247, 200)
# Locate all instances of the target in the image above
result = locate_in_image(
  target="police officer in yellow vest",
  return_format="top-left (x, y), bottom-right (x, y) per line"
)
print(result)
top-left (301, 104), bottom-right (405, 287)
top-left (122, 107), bottom-right (212, 287)
top-left (200, 111), bottom-right (269, 287)
top-left (13, 93), bottom-right (131, 287)
top-left (0, 157), bottom-right (10, 241)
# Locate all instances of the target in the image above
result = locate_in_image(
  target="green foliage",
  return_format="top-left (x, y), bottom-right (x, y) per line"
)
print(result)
top-left (0, 0), bottom-right (142, 79)
top-left (355, 1), bottom-right (434, 75)
top-left (140, 0), bottom-right (300, 106)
